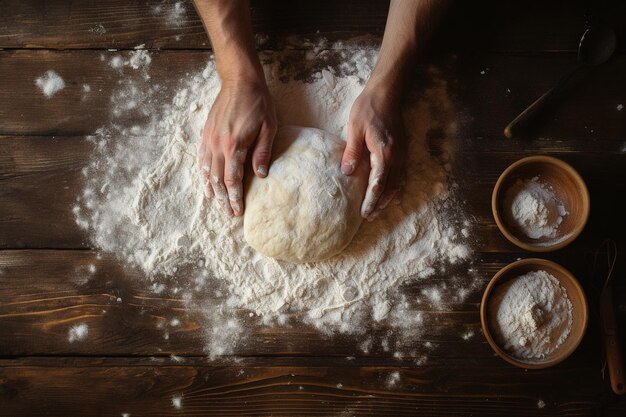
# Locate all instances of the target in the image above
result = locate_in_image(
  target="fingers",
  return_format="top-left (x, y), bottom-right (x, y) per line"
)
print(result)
top-left (206, 126), bottom-right (265, 217)
top-left (252, 122), bottom-right (276, 178)
top-left (224, 148), bottom-right (247, 217)
top-left (360, 132), bottom-right (390, 219)
top-left (200, 150), bottom-right (214, 199)
top-left (372, 146), bottom-right (404, 215)
top-left (201, 156), bottom-right (214, 197)
top-left (210, 153), bottom-right (232, 216)
top-left (341, 122), bottom-right (365, 175)
top-left (198, 130), bottom-right (214, 197)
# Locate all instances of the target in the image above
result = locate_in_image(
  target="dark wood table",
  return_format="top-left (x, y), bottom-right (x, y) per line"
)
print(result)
top-left (1, 1), bottom-right (625, 415)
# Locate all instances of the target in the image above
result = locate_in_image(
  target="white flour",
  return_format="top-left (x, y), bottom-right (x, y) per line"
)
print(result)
top-left (35, 70), bottom-right (65, 97)
top-left (67, 323), bottom-right (89, 343)
top-left (77, 44), bottom-right (476, 358)
top-left (506, 176), bottom-right (567, 239)
top-left (489, 270), bottom-right (573, 359)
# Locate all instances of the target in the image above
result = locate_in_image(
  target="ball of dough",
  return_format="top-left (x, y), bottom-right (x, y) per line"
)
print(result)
top-left (244, 126), bottom-right (369, 263)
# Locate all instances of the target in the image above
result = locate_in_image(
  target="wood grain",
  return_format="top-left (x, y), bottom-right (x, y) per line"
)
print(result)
top-left (0, 248), bottom-right (493, 356)
top-left (0, 357), bottom-right (613, 417)
top-left (1, 0), bottom-right (626, 414)
top-left (1, 0), bottom-right (624, 53)
top-left (1, 49), bottom-right (625, 138)
top-left (0, 249), bottom-right (623, 360)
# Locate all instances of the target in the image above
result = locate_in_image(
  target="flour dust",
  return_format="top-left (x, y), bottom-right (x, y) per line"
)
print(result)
top-left (76, 42), bottom-right (478, 359)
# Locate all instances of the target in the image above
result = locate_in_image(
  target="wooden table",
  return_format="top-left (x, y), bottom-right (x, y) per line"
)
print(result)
top-left (1, 1), bottom-right (625, 415)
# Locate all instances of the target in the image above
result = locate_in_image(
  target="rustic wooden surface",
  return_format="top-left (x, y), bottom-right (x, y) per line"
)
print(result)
top-left (1, 0), bottom-right (625, 416)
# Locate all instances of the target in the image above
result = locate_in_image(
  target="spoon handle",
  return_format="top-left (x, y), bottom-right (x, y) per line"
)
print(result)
top-left (601, 283), bottom-right (626, 395)
top-left (503, 67), bottom-right (577, 139)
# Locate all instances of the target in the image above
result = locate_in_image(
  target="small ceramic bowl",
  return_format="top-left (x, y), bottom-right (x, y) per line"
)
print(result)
top-left (492, 155), bottom-right (590, 251)
top-left (480, 258), bottom-right (588, 369)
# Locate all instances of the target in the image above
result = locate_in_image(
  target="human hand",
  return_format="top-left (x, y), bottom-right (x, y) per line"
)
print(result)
top-left (198, 79), bottom-right (277, 216)
top-left (341, 86), bottom-right (406, 219)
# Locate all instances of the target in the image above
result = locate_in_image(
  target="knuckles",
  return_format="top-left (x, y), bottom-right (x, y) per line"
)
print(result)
top-left (223, 176), bottom-right (242, 188)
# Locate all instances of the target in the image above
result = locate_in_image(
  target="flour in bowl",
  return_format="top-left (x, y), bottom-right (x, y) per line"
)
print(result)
top-left (505, 176), bottom-right (568, 239)
top-left (488, 270), bottom-right (573, 359)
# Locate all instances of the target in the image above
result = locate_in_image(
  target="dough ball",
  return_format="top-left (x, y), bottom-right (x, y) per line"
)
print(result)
top-left (244, 126), bottom-right (369, 263)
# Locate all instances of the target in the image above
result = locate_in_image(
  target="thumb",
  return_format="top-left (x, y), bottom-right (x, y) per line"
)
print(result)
top-left (252, 122), bottom-right (276, 178)
top-left (341, 122), bottom-right (364, 175)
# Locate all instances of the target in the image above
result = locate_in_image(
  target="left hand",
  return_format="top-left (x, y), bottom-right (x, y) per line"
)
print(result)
top-left (341, 85), bottom-right (406, 219)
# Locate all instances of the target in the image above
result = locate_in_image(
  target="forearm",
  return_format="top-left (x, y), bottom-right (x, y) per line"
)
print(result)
top-left (193, 0), bottom-right (264, 85)
top-left (368, 0), bottom-right (451, 99)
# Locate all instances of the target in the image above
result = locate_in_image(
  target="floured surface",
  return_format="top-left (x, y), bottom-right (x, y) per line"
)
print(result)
top-left (76, 43), bottom-right (477, 358)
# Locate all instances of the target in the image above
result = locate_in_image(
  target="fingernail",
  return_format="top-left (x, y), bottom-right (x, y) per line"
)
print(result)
top-left (257, 165), bottom-right (268, 177)
top-left (341, 160), bottom-right (355, 175)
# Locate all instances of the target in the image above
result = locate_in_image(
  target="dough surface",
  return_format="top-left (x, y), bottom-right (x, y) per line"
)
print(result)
top-left (244, 126), bottom-right (368, 263)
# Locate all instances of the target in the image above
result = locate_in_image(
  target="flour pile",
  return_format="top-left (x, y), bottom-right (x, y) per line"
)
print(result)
top-left (505, 176), bottom-right (568, 239)
top-left (76, 43), bottom-right (476, 358)
top-left (488, 270), bottom-right (573, 359)
top-left (35, 70), bottom-right (65, 98)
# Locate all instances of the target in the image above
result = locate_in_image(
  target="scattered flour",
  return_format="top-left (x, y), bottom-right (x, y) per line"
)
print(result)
top-left (488, 270), bottom-right (573, 359)
top-left (152, 1), bottom-right (186, 27)
top-left (128, 50), bottom-right (152, 70)
top-left (68, 323), bottom-right (89, 343)
top-left (461, 329), bottom-right (475, 340)
top-left (89, 24), bottom-right (106, 35)
top-left (77, 42), bottom-right (476, 358)
top-left (171, 395), bottom-right (182, 409)
top-left (505, 176), bottom-right (568, 239)
top-left (110, 50), bottom-right (151, 71)
top-left (386, 371), bottom-right (401, 387)
top-left (35, 70), bottom-right (65, 97)
top-left (170, 354), bottom-right (184, 363)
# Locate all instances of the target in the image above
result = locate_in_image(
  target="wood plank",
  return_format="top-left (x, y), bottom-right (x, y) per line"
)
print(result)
top-left (1, 49), bottom-right (626, 138)
top-left (0, 49), bottom-right (209, 136)
top-left (0, 249), bottom-right (622, 359)
top-left (1, 0), bottom-right (625, 53)
top-left (2, 135), bottom-right (624, 250)
top-left (0, 248), bottom-right (487, 357)
top-left (455, 53), bottom-right (626, 141)
top-left (0, 357), bottom-right (611, 417)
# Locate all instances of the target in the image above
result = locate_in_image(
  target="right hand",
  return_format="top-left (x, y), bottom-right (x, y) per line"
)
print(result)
top-left (341, 84), bottom-right (406, 220)
top-left (198, 79), bottom-right (277, 216)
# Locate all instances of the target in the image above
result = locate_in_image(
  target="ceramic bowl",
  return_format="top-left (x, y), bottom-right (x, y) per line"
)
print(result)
top-left (480, 258), bottom-right (588, 369)
top-left (492, 155), bottom-right (589, 251)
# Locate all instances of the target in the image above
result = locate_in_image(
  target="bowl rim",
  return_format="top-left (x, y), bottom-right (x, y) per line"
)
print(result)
top-left (491, 155), bottom-right (590, 252)
top-left (480, 258), bottom-right (589, 369)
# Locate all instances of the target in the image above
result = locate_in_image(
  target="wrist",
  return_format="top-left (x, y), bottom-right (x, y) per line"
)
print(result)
top-left (363, 74), bottom-right (405, 105)
top-left (216, 48), bottom-right (265, 87)
top-left (366, 46), bottom-right (415, 103)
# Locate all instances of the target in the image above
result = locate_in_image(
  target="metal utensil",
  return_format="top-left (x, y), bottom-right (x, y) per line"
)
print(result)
top-left (504, 25), bottom-right (616, 139)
